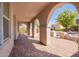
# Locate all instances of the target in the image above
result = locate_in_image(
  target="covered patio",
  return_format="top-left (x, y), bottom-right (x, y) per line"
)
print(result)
top-left (9, 34), bottom-right (78, 57)
top-left (0, 2), bottom-right (79, 57)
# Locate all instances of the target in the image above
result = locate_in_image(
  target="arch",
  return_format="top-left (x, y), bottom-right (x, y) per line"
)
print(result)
top-left (47, 2), bottom-right (79, 24)
top-left (34, 18), bottom-right (40, 40)
top-left (18, 23), bottom-right (28, 34)
top-left (46, 2), bottom-right (79, 45)
top-left (36, 2), bottom-right (79, 46)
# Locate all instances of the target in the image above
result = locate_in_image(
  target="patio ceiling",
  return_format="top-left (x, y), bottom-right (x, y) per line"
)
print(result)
top-left (13, 2), bottom-right (51, 22)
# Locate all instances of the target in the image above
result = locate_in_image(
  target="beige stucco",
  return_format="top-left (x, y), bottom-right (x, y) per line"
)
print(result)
top-left (13, 2), bottom-right (50, 22)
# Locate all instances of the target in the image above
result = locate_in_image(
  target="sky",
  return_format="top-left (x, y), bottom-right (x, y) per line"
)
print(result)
top-left (49, 4), bottom-right (78, 25)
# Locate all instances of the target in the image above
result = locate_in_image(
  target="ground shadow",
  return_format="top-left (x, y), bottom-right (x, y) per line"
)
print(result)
top-left (71, 51), bottom-right (79, 57)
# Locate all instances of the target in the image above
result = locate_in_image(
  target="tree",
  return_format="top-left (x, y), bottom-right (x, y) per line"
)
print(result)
top-left (57, 9), bottom-right (78, 31)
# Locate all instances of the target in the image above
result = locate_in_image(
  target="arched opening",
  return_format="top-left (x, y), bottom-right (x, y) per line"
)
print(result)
top-left (47, 3), bottom-right (79, 56)
top-left (49, 3), bottom-right (78, 38)
top-left (34, 18), bottom-right (40, 40)
top-left (19, 23), bottom-right (28, 35)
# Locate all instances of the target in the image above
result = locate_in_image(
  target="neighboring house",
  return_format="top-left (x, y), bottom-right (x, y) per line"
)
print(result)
top-left (51, 22), bottom-right (64, 30)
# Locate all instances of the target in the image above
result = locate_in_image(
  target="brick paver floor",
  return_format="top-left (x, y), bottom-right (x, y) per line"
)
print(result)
top-left (9, 34), bottom-right (79, 57)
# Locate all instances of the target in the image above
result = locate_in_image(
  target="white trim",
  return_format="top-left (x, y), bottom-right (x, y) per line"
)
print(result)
top-left (0, 3), bottom-right (4, 47)
top-left (9, 3), bottom-right (11, 38)
top-left (3, 37), bottom-right (9, 43)
top-left (9, 3), bottom-right (14, 40)
top-left (3, 14), bottom-right (10, 21)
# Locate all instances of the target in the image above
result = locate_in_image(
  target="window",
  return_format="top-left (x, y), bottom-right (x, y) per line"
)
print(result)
top-left (3, 2), bottom-right (10, 42)
top-left (3, 17), bottom-right (9, 40)
top-left (0, 2), bottom-right (10, 46)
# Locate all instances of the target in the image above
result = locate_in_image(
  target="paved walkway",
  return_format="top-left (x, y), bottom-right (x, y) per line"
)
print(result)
top-left (9, 34), bottom-right (79, 57)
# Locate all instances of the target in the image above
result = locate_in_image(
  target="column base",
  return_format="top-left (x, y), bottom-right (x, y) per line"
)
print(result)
top-left (40, 41), bottom-right (47, 46)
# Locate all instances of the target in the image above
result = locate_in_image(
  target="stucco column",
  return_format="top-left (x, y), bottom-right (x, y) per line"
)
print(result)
top-left (13, 15), bottom-right (19, 40)
top-left (40, 24), bottom-right (46, 45)
top-left (27, 22), bottom-right (30, 35)
top-left (32, 21), bottom-right (34, 38)
top-left (40, 23), bottom-right (51, 46)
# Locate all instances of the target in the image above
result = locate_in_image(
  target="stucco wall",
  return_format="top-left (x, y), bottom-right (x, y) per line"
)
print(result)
top-left (0, 3), bottom-right (14, 57)
top-left (0, 39), bottom-right (14, 57)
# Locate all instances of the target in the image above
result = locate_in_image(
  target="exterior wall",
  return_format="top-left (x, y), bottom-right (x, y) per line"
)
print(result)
top-left (0, 3), bottom-right (14, 57)
top-left (0, 39), bottom-right (14, 57)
